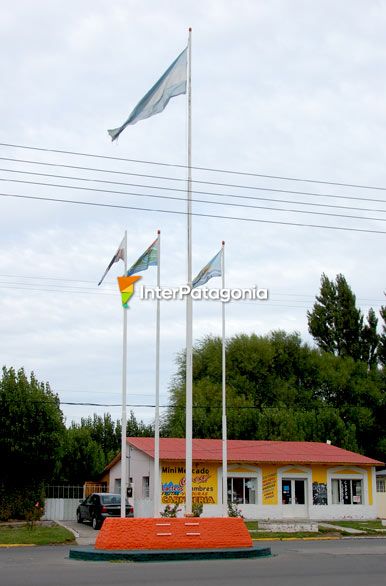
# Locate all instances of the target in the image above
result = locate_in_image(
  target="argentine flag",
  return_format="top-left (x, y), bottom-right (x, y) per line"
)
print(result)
top-left (192, 250), bottom-right (222, 289)
top-left (108, 47), bottom-right (187, 141)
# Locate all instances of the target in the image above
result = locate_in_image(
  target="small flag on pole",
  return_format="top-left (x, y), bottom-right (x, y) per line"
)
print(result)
top-left (98, 236), bottom-right (126, 286)
top-left (192, 249), bottom-right (222, 289)
top-left (127, 237), bottom-right (159, 276)
top-left (108, 47), bottom-right (187, 142)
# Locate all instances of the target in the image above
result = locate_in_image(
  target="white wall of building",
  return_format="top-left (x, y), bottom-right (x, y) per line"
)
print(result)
top-left (109, 450), bottom-right (378, 520)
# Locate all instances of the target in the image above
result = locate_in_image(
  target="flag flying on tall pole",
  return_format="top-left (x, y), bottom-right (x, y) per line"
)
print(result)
top-left (97, 236), bottom-right (126, 286)
top-left (123, 232), bottom-right (162, 517)
top-left (108, 47), bottom-right (188, 142)
top-left (192, 249), bottom-right (222, 289)
top-left (127, 236), bottom-right (159, 276)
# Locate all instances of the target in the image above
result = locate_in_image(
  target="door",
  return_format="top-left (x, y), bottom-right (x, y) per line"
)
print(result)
top-left (281, 478), bottom-right (308, 518)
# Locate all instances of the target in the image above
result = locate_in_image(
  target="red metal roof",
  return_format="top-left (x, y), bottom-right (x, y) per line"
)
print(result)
top-left (127, 437), bottom-right (383, 466)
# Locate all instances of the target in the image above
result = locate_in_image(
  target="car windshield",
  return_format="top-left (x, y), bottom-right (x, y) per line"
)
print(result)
top-left (100, 494), bottom-right (129, 505)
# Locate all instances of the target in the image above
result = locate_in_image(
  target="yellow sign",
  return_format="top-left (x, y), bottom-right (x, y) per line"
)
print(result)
top-left (262, 466), bottom-right (278, 505)
top-left (161, 462), bottom-right (218, 505)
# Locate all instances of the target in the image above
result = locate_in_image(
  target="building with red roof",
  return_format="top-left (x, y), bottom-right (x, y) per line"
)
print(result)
top-left (102, 438), bottom-right (383, 520)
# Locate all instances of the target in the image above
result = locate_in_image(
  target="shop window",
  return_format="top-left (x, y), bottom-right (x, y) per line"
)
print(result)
top-left (142, 476), bottom-right (150, 498)
top-left (376, 478), bottom-right (386, 493)
top-left (281, 479), bottom-right (306, 505)
top-left (227, 477), bottom-right (257, 504)
top-left (331, 479), bottom-right (363, 504)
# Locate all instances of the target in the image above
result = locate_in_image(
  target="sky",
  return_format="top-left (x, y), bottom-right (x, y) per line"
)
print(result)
top-left (1, 0), bottom-right (385, 427)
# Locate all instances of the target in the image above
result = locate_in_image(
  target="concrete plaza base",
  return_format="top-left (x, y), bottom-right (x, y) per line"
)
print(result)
top-left (94, 517), bottom-right (253, 550)
top-left (69, 543), bottom-right (271, 562)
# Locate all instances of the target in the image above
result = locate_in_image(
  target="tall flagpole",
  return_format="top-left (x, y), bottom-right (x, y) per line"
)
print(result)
top-left (121, 230), bottom-right (128, 518)
top-left (221, 241), bottom-right (228, 516)
top-left (154, 230), bottom-right (161, 517)
top-left (185, 27), bottom-right (193, 516)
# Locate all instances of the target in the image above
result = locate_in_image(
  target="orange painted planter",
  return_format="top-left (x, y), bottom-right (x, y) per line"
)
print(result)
top-left (95, 517), bottom-right (252, 550)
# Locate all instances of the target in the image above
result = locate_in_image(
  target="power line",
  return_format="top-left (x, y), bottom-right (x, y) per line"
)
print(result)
top-left (1, 274), bottom-right (384, 303)
top-left (1, 190), bottom-right (385, 234)
top-left (2, 155), bottom-right (386, 205)
top-left (3, 176), bottom-right (385, 223)
top-left (3, 141), bottom-right (386, 193)
top-left (2, 165), bottom-right (386, 213)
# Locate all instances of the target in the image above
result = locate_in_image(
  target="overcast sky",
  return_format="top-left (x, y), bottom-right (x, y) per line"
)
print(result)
top-left (1, 0), bottom-right (385, 427)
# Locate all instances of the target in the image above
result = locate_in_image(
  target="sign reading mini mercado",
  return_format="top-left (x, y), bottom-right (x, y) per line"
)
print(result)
top-left (140, 285), bottom-right (268, 303)
top-left (161, 463), bottom-right (218, 505)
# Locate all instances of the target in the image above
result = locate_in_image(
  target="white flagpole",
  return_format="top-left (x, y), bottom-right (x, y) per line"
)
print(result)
top-left (154, 230), bottom-right (161, 517)
top-left (121, 230), bottom-right (128, 518)
top-left (221, 241), bottom-right (228, 516)
top-left (185, 27), bottom-right (193, 516)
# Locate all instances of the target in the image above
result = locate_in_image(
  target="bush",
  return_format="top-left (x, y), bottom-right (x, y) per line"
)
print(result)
top-left (160, 504), bottom-right (181, 517)
top-left (228, 502), bottom-right (243, 518)
top-left (192, 503), bottom-right (203, 517)
top-left (0, 484), bottom-right (45, 522)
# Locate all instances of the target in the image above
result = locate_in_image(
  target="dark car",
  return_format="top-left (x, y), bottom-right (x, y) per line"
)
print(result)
top-left (76, 492), bottom-right (134, 530)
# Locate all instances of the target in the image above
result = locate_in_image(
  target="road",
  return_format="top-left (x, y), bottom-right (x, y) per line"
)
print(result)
top-left (1, 538), bottom-right (386, 586)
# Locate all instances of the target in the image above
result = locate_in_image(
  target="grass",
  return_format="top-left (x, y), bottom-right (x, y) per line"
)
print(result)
top-left (244, 519), bottom-right (385, 540)
top-left (0, 524), bottom-right (75, 545)
top-left (328, 519), bottom-right (385, 534)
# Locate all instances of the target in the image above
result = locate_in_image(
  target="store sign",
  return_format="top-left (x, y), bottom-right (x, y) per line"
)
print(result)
top-left (262, 469), bottom-right (278, 505)
top-left (161, 462), bottom-right (218, 504)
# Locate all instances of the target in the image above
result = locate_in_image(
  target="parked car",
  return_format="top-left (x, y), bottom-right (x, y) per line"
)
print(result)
top-left (76, 492), bottom-right (134, 530)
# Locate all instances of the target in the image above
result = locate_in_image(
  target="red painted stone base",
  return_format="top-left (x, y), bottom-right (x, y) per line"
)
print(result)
top-left (95, 517), bottom-right (252, 550)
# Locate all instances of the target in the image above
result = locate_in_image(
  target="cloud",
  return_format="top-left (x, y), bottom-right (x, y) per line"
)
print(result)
top-left (0, 0), bottom-right (385, 425)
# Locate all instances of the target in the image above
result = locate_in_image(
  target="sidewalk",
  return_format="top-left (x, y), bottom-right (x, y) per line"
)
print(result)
top-left (56, 520), bottom-right (97, 546)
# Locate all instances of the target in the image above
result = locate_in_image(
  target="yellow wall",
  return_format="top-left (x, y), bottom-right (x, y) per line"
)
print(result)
top-left (158, 460), bottom-right (374, 507)
top-left (161, 462), bottom-right (218, 505)
top-left (312, 466), bottom-right (327, 484)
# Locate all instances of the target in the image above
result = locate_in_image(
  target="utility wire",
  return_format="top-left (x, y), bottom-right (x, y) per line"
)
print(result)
top-left (2, 166), bottom-right (385, 214)
top-left (3, 141), bottom-right (386, 193)
top-left (0, 273), bottom-right (384, 303)
top-left (1, 191), bottom-right (385, 234)
top-left (2, 155), bottom-right (386, 204)
top-left (2, 176), bottom-right (385, 222)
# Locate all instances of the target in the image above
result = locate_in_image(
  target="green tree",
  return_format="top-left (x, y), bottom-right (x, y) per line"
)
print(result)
top-left (56, 411), bottom-right (153, 483)
top-left (162, 332), bottom-right (385, 462)
top-left (307, 274), bottom-right (382, 368)
top-left (379, 305), bottom-right (386, 366)
top-left (307, 274), bottom-right (364, 360)
top-left (58, 425), bottom-right (105, 484)
top-left (0, 367), bottom-right (65, 519)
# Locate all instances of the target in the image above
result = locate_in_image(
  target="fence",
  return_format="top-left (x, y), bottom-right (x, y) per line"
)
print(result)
top-left (42, 484), bottom-right (107, 521)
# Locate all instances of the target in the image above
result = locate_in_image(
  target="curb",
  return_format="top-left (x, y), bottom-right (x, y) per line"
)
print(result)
top-left (55, 521), bottom-right (79, 540)
top-left (69, 543), bottom-right (272, 562)
top-left (0, 543), bottom-right (36, 549)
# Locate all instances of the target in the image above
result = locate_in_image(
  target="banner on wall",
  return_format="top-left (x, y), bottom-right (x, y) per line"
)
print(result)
top-left (161, 463), bottom-right (218, 505)
top-left (262, 470), bottom-right (278, 505)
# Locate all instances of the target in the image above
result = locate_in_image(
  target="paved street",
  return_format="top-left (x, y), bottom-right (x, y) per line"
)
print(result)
top-left (1, 538), bottom-right (386, 586)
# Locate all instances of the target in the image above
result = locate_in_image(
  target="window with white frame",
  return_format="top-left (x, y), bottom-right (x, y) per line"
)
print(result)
top-left (376, 478), bottom-right (386, 493)
top-left (227, 477), bottom-right (257, 504)
top-left (331, 478), bottom-right (363, 504)
top-left (142, 476), bottom-right (150, 498)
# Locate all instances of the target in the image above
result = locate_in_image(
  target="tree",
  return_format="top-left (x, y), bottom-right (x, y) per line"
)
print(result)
top-left (58, 425), bottom-right (105, 485)
top-left (0, 367), bottom-right (65, 519)
top-left (162, 332), bottom-right (385, 463)
top-left (379, 305), bottom-right (386, 366)
top-left (55, 411), bottom-right (153, 484)
top-left (307, 274), bottom-right (363, 360)
top-left (307, 274), bottom-right (382, 368)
